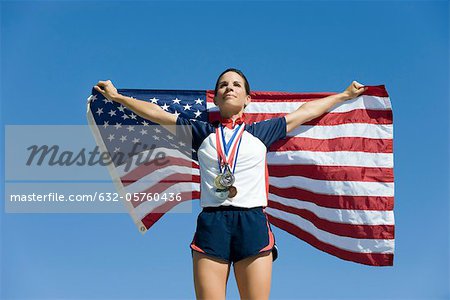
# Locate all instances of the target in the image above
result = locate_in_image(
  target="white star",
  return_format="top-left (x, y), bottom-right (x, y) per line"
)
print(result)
top-left (114, 122), bottom-right (122, 130)
top-left (172, 98), bottom-right (181, 104)
top-left (108, 110), bottom-right (116, 117)
top-left (170, 143), bottom-right (179, 148)
top-left (140, 129), bottom-right (148, 135)
top-left (142, 120), bottom-right (149, 126)
top-left (132, 137), bottom-right (140, 144)
top-left (195, 98), bottom-right (203, 105)
top-left (161, 103), bottom-right (170, 111)
top-left (103, 98), bottom-right (109, 104)
top-left (117, 105), bottom-right (125, 112)
top-left (194, 110), bottom-right (202, 118)
top-left (107, 134), bottom-right (115, 142)
top-left (183, 103), bottom-right (192, 111)
top-left (154, 128), bottom-right (161, 133)
top-left (88, 94), bottom-right (97, 102)
top-left (121, 114), bottom-right (129, 120)
top-left (173, 111), bottom-right (180, 118)
top-left (130, 113), bottom-right (137, 120)
top-left (103, 121), bottom-right (109, 128)
top-left (178, 141), bottom-right (186, 146)
top-left (152, 135), bottom-right (160, 140)
top-left (96, 108), bottom-right (103, 116)
top-left (192, 149), bottom-right (196, 153)
top-left (167, 135), bottom-right (174, 140)
top-left (119, 135), bottom-right (127, 142)
top-left (126, 125), bottom-right (135, 132)
top-left (150, 97), bottom-right (158, 104)
top-left (113, 147), bottom-right (120, 153)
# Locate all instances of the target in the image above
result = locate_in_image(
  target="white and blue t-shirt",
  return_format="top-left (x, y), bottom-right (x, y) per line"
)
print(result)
top-left (177, 116), bottom-right (287, 208)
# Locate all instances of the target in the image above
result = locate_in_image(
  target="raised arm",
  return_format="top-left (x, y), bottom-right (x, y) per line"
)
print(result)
top-left (284, 81), bottom-right (366, 133)
top-left (94, 80), bottom-right (177, 126)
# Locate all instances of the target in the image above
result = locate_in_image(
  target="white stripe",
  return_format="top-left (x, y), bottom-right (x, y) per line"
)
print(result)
top-left (266, 207), bottom-right (395, 254)
top-left (288, 123), bottom-right (393, 139)
top-left (267, 151), bottom-right (393, 168)
top-left (123, 165), bottom-right (199, 193)
top-left (116, 147), bottom-right (195, 176)
top-left (207, 96), bottom-right (392, 114)
top-left (134, 182), bottom-right (200, 219)
top-left (268, 193), bottom-right (394, 225)
top-left (269, 175), bottom-right (394, 197)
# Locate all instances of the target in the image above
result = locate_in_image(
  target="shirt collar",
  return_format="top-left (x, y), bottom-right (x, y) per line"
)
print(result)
top-left (219, 113), bottom-right (247, 129)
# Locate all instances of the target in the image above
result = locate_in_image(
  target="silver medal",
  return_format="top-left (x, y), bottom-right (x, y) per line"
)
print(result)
top-left (219, 164), bottom-right (235, 187)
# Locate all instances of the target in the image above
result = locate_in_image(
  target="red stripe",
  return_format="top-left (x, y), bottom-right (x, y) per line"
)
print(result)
top-left (268, 165), bottom-right (394, 183)
top-left (190, 233), bottom-right (206, 253)
top-left (259, 218), bottom-right (275, 252)
top-left (207, 85), bottom-right (389, 102)
top-left (141, 192), bottom-right (200, 229)
top-left (215, 127), bottom-right (227, 165)
top-left (130, 174), bottom-right (200, 208)
top-left (120, 156), bottom-right (199, 187)
top-left (271, 136), bottom-right (393, 153)
top-left (363, 85), bottom-right (389, 97)
top-left (267, 215), bottom-right (394, 266)
top-left (206, 90), bottom-right (214, 103)
top-left (268, 185), bottom-right (394, 210)
top-left (268, 200), bottom-right (394, 239)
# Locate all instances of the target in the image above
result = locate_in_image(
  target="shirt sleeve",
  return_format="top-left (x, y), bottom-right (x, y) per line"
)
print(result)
top-left (246, 117), bottom-right (287, 149)
top-left (176, 116), bottom-right (215, 152)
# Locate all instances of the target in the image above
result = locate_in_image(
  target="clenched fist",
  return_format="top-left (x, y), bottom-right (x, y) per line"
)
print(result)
top-left (342, 81), bottom-right (367, 100)
top-left (94, 80), bottom-right (120, 101)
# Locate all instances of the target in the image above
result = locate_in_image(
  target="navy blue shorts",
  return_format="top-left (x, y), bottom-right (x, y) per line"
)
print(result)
top-left (190, 206), bottom-right (278, 263)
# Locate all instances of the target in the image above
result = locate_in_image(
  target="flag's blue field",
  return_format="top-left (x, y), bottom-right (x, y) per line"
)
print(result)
top-left (1, 1), bottom-right (449, 299)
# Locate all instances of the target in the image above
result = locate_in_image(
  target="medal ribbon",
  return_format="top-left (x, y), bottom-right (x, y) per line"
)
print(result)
top-left (215, 123), bottom-right (245, 172)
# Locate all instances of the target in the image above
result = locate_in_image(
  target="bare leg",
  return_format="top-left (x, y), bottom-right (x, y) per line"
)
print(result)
top-left (233, 251), bottom-right (273, 300)
top-left (192, 251), bottom-right (231, 300)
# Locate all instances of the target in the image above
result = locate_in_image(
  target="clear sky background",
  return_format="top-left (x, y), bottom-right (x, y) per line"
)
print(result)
top-left (1, 1), bottom-right (449, 299)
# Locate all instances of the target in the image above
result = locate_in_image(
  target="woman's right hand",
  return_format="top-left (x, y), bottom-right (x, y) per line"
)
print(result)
top-left (94, 80), bottom-right (120, 101)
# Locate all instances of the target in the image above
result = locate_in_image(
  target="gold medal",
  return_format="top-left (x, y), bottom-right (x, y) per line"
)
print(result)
top-left (214, 175), bottom-right (226, 189)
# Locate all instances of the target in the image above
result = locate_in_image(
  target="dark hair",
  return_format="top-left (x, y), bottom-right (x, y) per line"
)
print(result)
top-left (214, 68), bottom-right (251, 97)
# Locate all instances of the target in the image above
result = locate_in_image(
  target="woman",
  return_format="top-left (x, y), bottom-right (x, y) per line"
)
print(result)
top-left (94, 69), bottom-right (366, 300)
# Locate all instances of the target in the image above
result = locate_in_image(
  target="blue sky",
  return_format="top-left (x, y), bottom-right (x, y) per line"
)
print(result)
top-left (1, 1), bottom-right (449, 299)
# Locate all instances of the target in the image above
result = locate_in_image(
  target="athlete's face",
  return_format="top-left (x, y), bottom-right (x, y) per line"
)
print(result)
top-left (214, 71), bottom-right (251, 116)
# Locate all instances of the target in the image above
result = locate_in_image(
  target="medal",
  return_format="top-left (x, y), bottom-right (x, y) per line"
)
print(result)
top-left (214, 188), bottom-right (229, 200)
top-left (228, 186), bottom-right (237, 198)
top-left (219, 164), bottom-right (235, 187)
top-left (214, 123), bottom-right (245, 200)
top-left (214, 175), bottom-right (226, 189)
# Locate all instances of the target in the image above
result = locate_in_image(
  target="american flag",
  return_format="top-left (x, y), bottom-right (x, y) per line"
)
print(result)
top-left (86, 86), bottom-right (394, 266)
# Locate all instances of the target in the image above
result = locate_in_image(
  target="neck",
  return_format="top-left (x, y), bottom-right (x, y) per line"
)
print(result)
top-left (219, 110), bottom-right (244, 120)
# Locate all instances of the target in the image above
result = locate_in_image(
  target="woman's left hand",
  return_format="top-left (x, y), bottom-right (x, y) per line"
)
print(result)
top-left (342, 81), bottom-right (367, 100)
